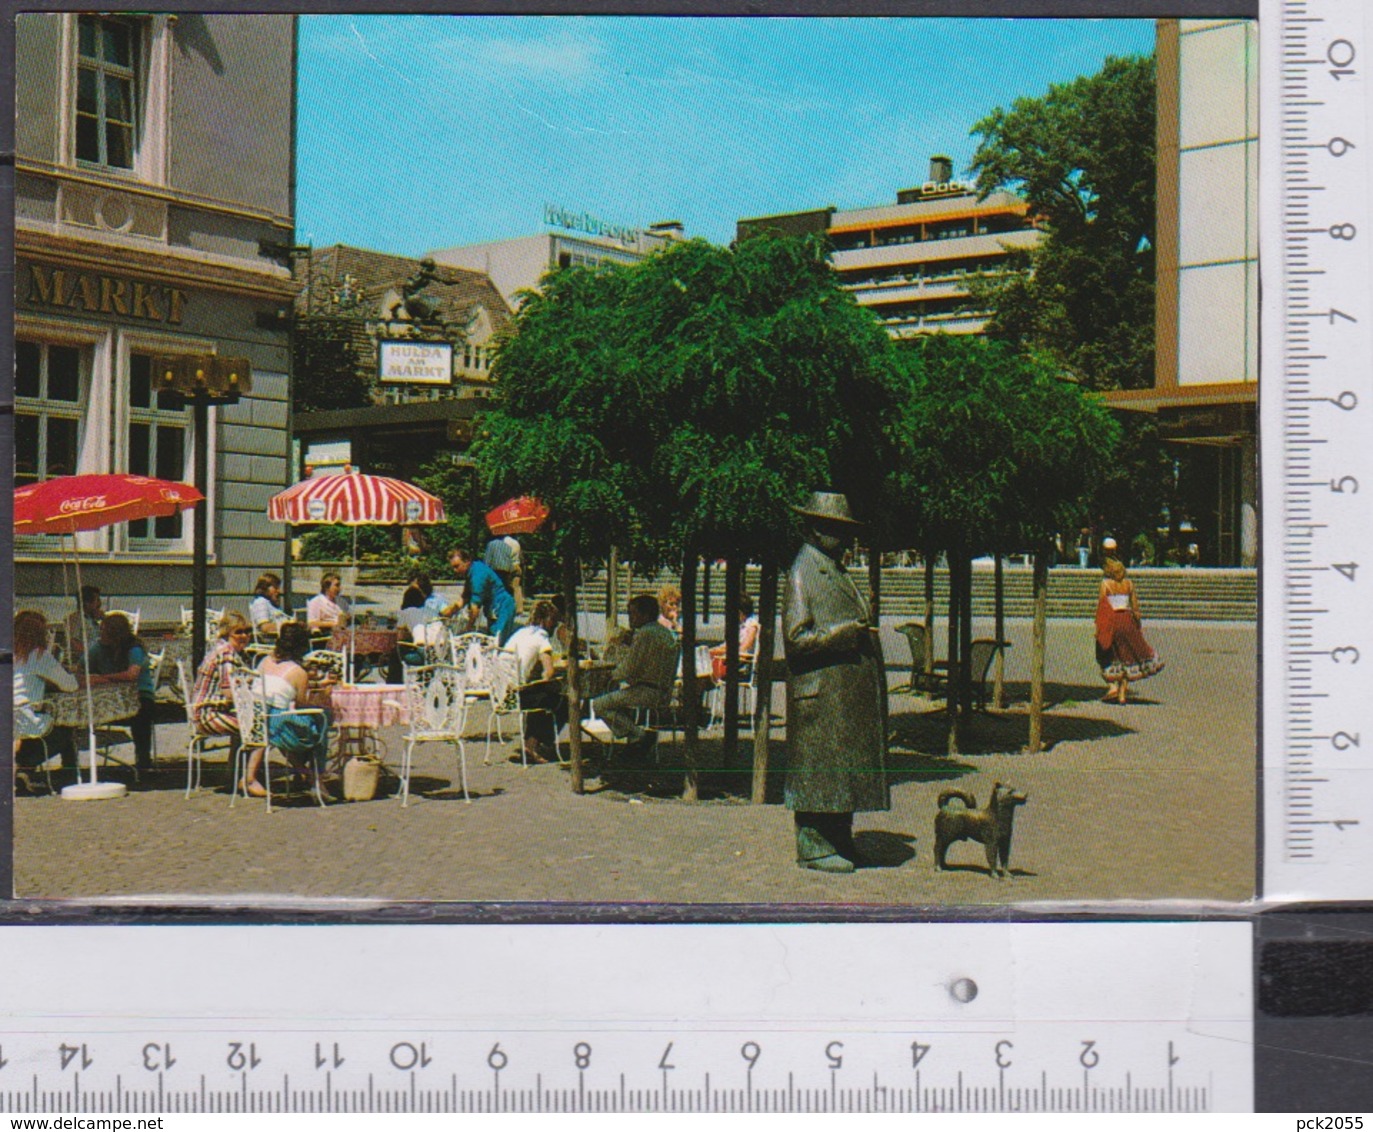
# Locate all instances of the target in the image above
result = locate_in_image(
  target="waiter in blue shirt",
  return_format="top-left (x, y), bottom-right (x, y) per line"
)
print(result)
top-left (445, 546), bottom-right (517, 645)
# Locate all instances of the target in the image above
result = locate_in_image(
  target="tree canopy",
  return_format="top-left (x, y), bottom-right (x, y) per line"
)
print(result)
top-left (887, 335), bottom-right (1120, 551)
top-left (476, 233), bottom-right (896, 568)
top-left (969, 53), bottom-right (1157, 392)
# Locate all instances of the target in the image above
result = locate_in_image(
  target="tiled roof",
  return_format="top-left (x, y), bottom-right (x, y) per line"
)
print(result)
top-left (296, 244), bottom-right (513, 330)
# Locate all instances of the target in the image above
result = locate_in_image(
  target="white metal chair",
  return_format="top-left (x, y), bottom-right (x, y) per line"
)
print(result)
top-left (391, 663), bottom-right (471, 806)
top-left (176, 659), bottom-right (236, 798)
top-left (486, 650), bottom-right (540, 765)
top-left (181, 606), bottom-right (226, 640)
top-left (14, 675), bottom-right (57, 794)
top-left (701, 649), bottom-right (757, 734)
top-left (228, 668), bottom-right (329, 813)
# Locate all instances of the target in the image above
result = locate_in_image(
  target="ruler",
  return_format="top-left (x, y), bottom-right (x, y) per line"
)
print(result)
top-left (0, 924), bottom-right (1253, 1114)
top-left (1263, 0), bottom-right (1373, 900)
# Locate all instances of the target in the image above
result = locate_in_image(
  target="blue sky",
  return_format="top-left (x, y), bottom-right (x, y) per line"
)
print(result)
top-left (296, 16), bottom-right (1155, 255)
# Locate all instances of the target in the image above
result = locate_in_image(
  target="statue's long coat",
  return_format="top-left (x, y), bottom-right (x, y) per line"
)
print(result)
top-left (782, 541), bottom-right (890, 813)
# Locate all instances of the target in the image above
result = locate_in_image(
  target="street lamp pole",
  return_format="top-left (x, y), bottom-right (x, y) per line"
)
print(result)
top-left (192, 396), bottom-right (210, 668)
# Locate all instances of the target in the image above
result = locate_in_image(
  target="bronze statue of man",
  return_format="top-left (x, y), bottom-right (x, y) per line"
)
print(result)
top-left (783, 491), bottom-right (890, 873)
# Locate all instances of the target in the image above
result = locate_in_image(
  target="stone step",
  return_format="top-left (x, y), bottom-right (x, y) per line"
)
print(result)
top-left (577, 565), bottom-right (1256, 622)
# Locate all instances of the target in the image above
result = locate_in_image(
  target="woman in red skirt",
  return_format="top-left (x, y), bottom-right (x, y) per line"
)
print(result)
top-left (1095, 558), bottom-right (1164, 704)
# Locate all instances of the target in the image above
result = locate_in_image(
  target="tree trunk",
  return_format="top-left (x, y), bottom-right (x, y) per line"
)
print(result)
top-left (723, 556), bottom-right (742, 766)
top-left (1028, 545), bottom-right (1049, 754)
top-left (867, 547), bottom-right (882, 629)
top-left (606, 545), bottom-right (620, 631)
top-left (563, 555), bottom-right (586, 795)
top-left (923, 552), bottom-right (936, 688)
top-left (701, 558), bottom-right (712, 625)
top-left (751, 555), bottom-right (779, 804)
top-left (993, 552), bottom-right (1006, 709)
top-left (680, 550), bottom-right (701, 802)
top-left (946, 546), bottom-right (961, 755)
top-left (959, 551), bottom-right (974, 720)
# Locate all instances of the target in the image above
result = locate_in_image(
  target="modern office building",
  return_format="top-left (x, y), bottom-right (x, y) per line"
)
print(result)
top-left (291, 245), bottom-right (512, 483)
top-left (1108, 18), bottom-right (1258, 566)
top-left (428, 206), bottom-right (685, 310)
top-left (13, 13), bottom-right (297, 626)
top-left (738, 157), bottom-right (1043, 338)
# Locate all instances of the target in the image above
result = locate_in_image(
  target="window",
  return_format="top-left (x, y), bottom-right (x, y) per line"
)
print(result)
top-left (16, 325), bottom-right (208, 558)
top-left (126, 352), bottom-right (188, 542)
top-left (75, 14), bottom-right (139, 170)
top-left (15, 340), bottom-right (87, 488)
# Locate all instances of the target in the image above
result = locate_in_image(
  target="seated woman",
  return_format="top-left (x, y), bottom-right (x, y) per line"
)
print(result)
top-left (709, 593), bottom-right (761, 681)
top-left (657, 585), bottom-right (682, 634)
top-left (241, 622), bottom-right (332, 798)
top-left (191, 612), bottom-right (252, 787)
top-left (13, 610), bottom-right (78, 772)
top-left (501, 600), bottom-right (566, 763)
top-left (85, 611), bottom-right (156, 773)
top-left (306, 571), bottom-right (348, 633)
top-left (395, 583), bottom-right (442, 672)
top-left (248, 572), bottom-right (292, 640)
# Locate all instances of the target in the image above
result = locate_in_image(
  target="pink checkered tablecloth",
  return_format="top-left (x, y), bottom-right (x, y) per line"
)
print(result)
top-left (329, 684), bottom-right (408, 728)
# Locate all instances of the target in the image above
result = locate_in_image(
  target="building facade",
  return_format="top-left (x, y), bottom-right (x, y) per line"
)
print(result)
top-left (291, 245), bottom-right (512, 486)
top-left (428, 209), bottom-right (684, 310)
top-left (738, 157), bottom-right (1043, 338)
top-left (1108, 18), bottom-right (1258, 566)
top-left (14, 13), bottom-right (298, 627)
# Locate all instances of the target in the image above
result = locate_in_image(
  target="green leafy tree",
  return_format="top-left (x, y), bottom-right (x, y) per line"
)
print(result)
top-left (477, 234), bottom-right (896, 796)
top-left (968, 53), bottom-right (1156, 392)
top-left (889, 335), bottom-right (1120, 750)
top-left (292, 317), bottom-right (373, 412)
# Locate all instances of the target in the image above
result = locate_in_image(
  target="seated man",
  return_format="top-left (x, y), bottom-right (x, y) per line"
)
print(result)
top-left (502, 600), bottom-right (565, 763)
top-left (589, 594), bottom-right (680, 760)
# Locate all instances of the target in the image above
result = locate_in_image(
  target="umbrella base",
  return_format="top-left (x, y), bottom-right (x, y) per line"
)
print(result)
top-left (61, 781), bottom-right (128, 801)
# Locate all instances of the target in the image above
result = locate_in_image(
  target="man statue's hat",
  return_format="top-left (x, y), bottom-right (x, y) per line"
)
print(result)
top-left (792, 491), bottom-right (863, 527)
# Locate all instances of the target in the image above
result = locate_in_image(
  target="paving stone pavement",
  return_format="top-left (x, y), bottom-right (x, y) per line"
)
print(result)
top-left (12, 619), bottom-right (1255, 907)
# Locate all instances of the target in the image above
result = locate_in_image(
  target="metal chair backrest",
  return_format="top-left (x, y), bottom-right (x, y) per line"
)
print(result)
top-left (146, 647), bottom-right (166, 682)
top-left (451, 632), bottom-right (496, 692)
top-left (415, 620), bottom-right (451, 667)
top-left (401, 663), bottom-right (469, 737)
top-left (968, 638), bottom-right (1010, 707)
top-left (175, 659), bottom-right (195, 725)
top-left (897, 622), bottom-right (929, 687)
top-left (228, 668), bottom-right (269, 748)
top-left (490, 650), bottom-right (522, 717)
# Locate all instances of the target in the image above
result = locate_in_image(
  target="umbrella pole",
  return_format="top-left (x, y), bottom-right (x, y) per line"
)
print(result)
top-left (71, 535), bottom-right (99, 785)
top-left (349, 525), bottom-right (358, 683)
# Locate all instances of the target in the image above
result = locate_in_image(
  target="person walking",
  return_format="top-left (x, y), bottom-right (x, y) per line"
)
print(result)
top-left (782, 492), bottom-right (890, 874)
top-left (1095, 557), bottom-right (1165, 704)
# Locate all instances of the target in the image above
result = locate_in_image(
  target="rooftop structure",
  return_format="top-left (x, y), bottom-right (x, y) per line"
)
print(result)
top-left (738, 157), bottom-right (1043, 338)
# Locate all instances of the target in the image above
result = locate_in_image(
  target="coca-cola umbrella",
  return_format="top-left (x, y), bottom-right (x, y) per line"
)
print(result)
top-left (14, 474), bottom-right (204, 800)
top-left (268, 473), bottom-right (446, 679)
top-left (485, 495), bottom-right (549, 537)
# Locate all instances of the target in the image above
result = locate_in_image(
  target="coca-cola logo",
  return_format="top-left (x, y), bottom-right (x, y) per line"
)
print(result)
top-left (58, 495), bottom-right (107, 514)
top-left (307, 500), bottom-right (328, 521)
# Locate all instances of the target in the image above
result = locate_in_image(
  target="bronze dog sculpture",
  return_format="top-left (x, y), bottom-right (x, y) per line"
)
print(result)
top-left (934, 783), bottom-right (1027, 877)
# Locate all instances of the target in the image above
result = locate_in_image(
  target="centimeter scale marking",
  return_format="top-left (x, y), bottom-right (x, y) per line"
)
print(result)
top-left (1265, 0), bottom-right (1373, 898)
top-left (0, 925), bottom-right (1255, 1113)
top-left (0, 1040), bottom-right (1212, 1115)
top-left (0, 1074), bottom-right (1210, 1116)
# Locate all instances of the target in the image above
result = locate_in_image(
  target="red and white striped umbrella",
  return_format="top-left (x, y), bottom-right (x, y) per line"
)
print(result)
top-left (268, 473), bottom-right (446, 527)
